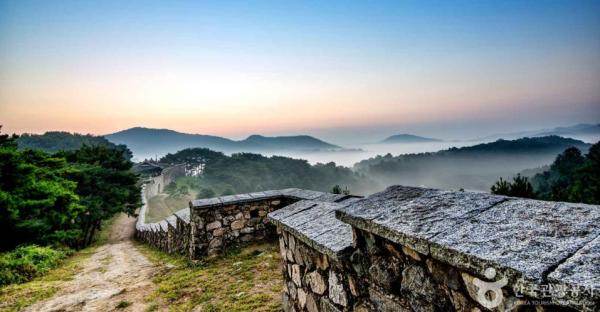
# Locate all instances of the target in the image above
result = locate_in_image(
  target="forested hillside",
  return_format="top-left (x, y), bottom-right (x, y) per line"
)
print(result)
top-left (0, 129), bottom-right (140, 286)
top-left (492, 141), bottom-right (600, 204)
top-left (159, 148), bottom-right (374, 197)
top-left (353, 136), bottom-right (590, 191)
top-left (17, 131), bottom-right (131, 158)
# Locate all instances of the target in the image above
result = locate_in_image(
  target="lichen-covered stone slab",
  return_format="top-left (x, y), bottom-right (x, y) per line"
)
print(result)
top-left (218, 193), bottom-right (254, 205)
top-left (432, 199), bottom-right (600, 285)
top-left (158, 220), bottom-right (168, 231)
top-left (269, 200), bottom-right (318, 222)
top-left (190, 197), bottom-right (222, 209)
top-left (262, 189), bottom-right (285, 197)
top-left (269, 200), bottom-right (353, 260)
top-left (314, 193), bottom-right (347, 203)
top-left (336, 185), bottom-right (506, 254)
top-left (165, 215), bottom-right (177, 228)
top-left (311, 223), bottom-right (353, 259)
top-left (546, 235), bottom-right (600, 309)
top-left (281, 188), bottom-right (326, 200)
top-left (174, 208), bottom-right (190, 222)
top-left (548, 235), bottom-right (600, 290)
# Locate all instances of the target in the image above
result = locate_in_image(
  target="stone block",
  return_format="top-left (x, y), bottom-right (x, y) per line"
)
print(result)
top-left (240, 227), bottom-right (254, 234)
top-left (305, 293), bottom-right (318, 312)
top-left (213, 228), bottom-right (224, 237)
top-left (206, 221), bottom-right (221, 231)
top-left (297, 288), bottom-right (307, 308)
top-left (369, 256), bottom-right (402, 289)
top-left (328, 270), bottom-right (348, 307)
top-left (305, 271), bottom-right (327, 295)
top-left (230, 220), bottom-right (245, 230)
top-left (208, 238), bottom-right (222, 249)
top-left (320, 298), bottom-right (342, 312)
top-left (292, 264), bottom-right (302, 286)
top-left (401, 265), bottom-right (436, 300)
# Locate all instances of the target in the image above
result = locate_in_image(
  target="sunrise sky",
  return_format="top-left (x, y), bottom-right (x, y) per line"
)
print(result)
top-left (1, 0), bottom-right (599, 141)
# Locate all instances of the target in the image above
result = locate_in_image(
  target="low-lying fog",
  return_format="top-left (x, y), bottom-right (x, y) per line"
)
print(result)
top-left (259, 141), bottom-right (483, 167)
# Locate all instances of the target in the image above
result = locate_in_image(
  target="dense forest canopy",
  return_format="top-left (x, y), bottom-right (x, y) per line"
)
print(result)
top-left (353, 136), bottom-right (591, 191)
top-left (0, 129), bottom-right (140, 251)
top-left (159, 148), bottom-right (374, 196)
top-left (17, 131), bottom-right (131, 159)
top-left (492, 142), bottom-right (600, 204)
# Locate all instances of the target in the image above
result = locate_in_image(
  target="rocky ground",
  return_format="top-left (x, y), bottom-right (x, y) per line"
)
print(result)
top-left (24, 214), bottom-right (157, 312)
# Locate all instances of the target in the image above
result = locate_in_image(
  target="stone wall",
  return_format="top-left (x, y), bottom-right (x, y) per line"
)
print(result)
top-left (135, 184), bottom-right (191, 255)
top-left (144, 164), bottom-right (186, 198)
top-left (189, 197), bottom-right (288, 257)
top-left (136, 182), bottom-right (599, 311)
top-left (269, 185), bottom-right (600, 312)
top-left (270, 199), bottom-right (365, 312)
top-left (137, 184), bottom-right (357, 259)
top-left (188, 189), bottom-right (355, 258)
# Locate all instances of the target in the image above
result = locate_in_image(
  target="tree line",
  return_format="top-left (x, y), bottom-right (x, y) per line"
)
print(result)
top-left (159, 148), bottom-right (370, 197)
top-left (491, 141), bottom-right (599, 204)
top-left (0, 128), bottom-right (140, 251)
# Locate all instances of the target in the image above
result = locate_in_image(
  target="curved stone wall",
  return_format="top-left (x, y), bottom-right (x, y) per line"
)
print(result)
top-left (135, 182), bottom-right (599, 311)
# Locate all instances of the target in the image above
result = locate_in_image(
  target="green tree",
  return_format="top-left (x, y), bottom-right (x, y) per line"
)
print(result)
top-left (491, 174), bottom-right (536, 199)
top-left (197, 188), bottom-right (216, 199)
top-left (0, 130), bottom-right (82, 250)
top-left (58, 145), bottom-right (140, 248)
top-left (490, 178), bottom-right (510, 195)
top-left (331, 185), bottom-right (342, 194)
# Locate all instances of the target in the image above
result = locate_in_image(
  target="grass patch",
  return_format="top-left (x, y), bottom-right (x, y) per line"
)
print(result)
top-left (136, 242), bottom-right (283, 312)
top-left (0, 246), bottom-right (95, 311)
top-left (0, 245), bottom-right (70, 286)
top-left (116, 300), bottom-right (131, 309)
top-left (0, 215), bottom-right (117, 311)
top-left (146, 192), bottom-right (196, 223)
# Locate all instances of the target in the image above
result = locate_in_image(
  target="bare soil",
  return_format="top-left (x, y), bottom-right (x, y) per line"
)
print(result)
top-left (24, 214), bottom-right (157, 312)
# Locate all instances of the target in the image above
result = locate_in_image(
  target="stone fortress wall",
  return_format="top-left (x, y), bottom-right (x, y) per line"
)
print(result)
top-left (143, 164), bottom-right (186, 198)
top-left (135, 169), bottom-right (599, 311)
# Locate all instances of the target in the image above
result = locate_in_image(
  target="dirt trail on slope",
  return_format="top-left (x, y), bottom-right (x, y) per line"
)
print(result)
top-left (25, 214), bottom-right (157, 312)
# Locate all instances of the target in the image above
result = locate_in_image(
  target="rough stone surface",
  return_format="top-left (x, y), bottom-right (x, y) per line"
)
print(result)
top-left (401, 265), bottom-right (436, 299)
top-left (268, 200), bottom-right (354, 260)
top-left (297, 288), bottom-right (307, 308)
top-left (305, 271), bottom-right (327, 295)
top-left (305, 293), bottom-right (318, 312)
top-left (320, 298), bottom-right (342, 312)
top-left (337, 185), bottom-right (506, 254)
top-left (328, 270), bottom-right (348, 307)
top-left (206, 221), bottom-right (221, 231)
top-left (140, 183), bottom-right (599, 312)
top-left (291, 264), bottom-right (302, 286)
top-left (547, 235), bottom-right (600, 308)
top-left (369, 256), bottom-right (402, 289)
top-left (432, 199), bottom-right (600, 284)
top-left (368, 287), bottom-right (411, 312)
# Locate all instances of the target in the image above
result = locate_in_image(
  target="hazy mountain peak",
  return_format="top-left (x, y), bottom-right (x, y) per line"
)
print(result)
top-left (104, 127), bottom-right (339, 160)
top-left (381, 134), bottom-right (442, 144)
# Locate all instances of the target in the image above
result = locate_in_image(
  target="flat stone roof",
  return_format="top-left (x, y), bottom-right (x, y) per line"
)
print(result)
top-left (268, 200), bottom-right (354, 261)
top-left (336, 185), bottom-right (600, 305)
top-left (189, 188), bottom-right (356, 209)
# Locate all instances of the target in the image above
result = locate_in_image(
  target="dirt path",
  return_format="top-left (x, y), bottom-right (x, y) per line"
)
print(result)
top-left (25, 214), bottom-right (157, 312)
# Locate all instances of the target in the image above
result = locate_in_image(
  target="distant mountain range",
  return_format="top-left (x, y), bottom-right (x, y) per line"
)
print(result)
top-left (477, 123), bottom-right (600, 142)
top-left (354, 135), bottom-right (591, 191)
top-left (104, 127), bottom-right (340, 160)
top-left (381, 134), bottom-right (441, 144)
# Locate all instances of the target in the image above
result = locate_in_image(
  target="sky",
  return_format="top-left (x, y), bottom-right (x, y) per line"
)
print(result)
top-left (1, 0), bottom-right (599, 143)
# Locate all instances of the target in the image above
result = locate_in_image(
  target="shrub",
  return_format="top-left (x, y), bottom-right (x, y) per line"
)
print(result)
top-left (0, 245), bottom-right (68, 286)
